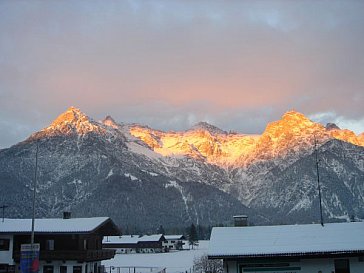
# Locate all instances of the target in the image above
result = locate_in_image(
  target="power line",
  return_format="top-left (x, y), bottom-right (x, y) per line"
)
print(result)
top-left (314, 136), bottom-right (324, 227)
top-left (31, 141), bottom-right (39, 244)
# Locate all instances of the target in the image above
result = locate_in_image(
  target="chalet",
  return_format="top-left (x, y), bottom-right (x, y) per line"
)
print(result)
top-left (162, 235), bottom-right (185, 251)
top-left (0, 216), bottom-right (120, 273)
top-left (102, 236), bottom-right (138, 254)
top-left (208, 221), bottom-right (364, 273)
top-left (102, 234), bottom-right (166, 254)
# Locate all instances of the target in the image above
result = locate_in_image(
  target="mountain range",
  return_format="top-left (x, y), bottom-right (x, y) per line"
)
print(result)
top-left (0, 107), bottom-right (363, 230)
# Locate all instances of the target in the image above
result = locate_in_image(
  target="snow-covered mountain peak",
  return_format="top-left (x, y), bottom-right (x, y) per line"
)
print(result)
top-left (282, 110), bottom-right (308, 119)
top-left (36, 107), bottom-right (105, 137)
top-left (264, 111), bottom-right (323, 137)
top-left (233, 111), bottom-right (328, 167)
top-left (102, 115), bottom-right (120, 129)
top-left (328, 127), bottom-right (364, 147)
top-left (22, 108), bottom-right (364, 169)
top-left (281, 110), bottom-right (317, 126)
top-left (189, 122), bottom-right (227, 135)
top-left (50, 106), bottom-right (88, 126)
top-left (326, 123), bottom-right (341, 130)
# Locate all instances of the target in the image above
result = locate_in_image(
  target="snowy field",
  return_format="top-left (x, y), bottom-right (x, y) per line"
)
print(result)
top-left (102, 241), bottom-right (209, 273)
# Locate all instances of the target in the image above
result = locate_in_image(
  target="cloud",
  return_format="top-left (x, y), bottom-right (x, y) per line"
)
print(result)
top-left (0, 0), bottom-right (363, 148)
top-left (310, 111), bottom-right (364, 134)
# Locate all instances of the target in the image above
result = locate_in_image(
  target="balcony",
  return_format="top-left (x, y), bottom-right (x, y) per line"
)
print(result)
top-left (13, 249), bottom-right (116, 262)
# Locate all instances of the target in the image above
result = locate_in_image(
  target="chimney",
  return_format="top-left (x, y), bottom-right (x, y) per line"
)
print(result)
top-left (233, 215), bottom-right (248, 227)
top-left (63, 211), bottom-right (71, 219)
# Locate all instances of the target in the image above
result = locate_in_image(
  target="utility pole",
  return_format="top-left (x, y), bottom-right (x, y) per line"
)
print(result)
top-left (1, 205), bottom-right (8, 222)
top-left (314, 136), bottom-right (324, 226)
top-left (31, 141), bottom-right (39, 244)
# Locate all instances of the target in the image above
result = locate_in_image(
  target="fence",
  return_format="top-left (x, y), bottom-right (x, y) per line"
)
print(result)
top-left (103, 266), bottom-right (166, 273)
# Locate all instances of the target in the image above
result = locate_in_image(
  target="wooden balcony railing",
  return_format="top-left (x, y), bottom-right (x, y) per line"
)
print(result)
top-left (13, 249), bottom-right (116, 262)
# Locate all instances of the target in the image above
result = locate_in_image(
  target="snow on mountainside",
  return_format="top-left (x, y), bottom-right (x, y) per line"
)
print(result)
top-left (129, 124), bottom-right (259, 166)
top-left (129, 110), bottom-right (364, 168)
top-left (189, 121), bottom-right (227, 135)
top-left (30, 107), bottom-right (106, 138)
top-left (0, 107), bottom-right (363, 228)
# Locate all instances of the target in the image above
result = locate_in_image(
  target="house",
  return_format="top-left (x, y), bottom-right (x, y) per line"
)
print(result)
top-left (102, 235), bottom-right (139, 254)
top-left (162, 235), bottom-right (185, 251)
top-left (208, 221), bottom-right (364, 273)
top-left (0, 216), bottom-right (120, 273)
top-left (137, 234), bottom-right (166, 253)
top-left (102, 234), bottom-right (166, 254)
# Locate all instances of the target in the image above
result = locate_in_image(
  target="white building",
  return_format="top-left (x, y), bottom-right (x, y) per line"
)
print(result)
top-left (0, 217), bottom-right (120, 273)
top-left (162, 235), bottom-right (185, 251)
top-left (208, 221), bottom-right (364, 273)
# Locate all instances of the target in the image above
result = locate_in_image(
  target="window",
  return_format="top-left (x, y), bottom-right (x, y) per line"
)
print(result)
top-left (8, 266), bottom-right (15, 273)
top-left (43, 266), bottom-right (54, 273)
top-left (60, 266), bottom-right (67, 273)
top-left (240, 263), bottom-right (300, 273)
top-left (334, 259), bottom-right (350, 273)
top-left (46, 240), bottom-right (54, 251)
top-left (0, 239), bottom-right (10, 251)
top-left (0, 264), bottom-right (15, 273)
top-left (0, 264), bottom-right (8, 273)
top-left (73, 266), bottom-right (82, 273)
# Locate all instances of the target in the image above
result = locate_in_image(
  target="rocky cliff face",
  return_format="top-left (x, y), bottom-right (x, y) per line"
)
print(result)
top-left (130, 110), bottom-right (364, 168)
top-left (0, 107), bottom-right (363, 229)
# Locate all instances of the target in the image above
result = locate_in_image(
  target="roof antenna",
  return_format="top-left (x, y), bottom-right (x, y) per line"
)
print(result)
top-left (314, 135), bottom-right (324, 227)
top-left (1, 205), bottom-right (8, 222)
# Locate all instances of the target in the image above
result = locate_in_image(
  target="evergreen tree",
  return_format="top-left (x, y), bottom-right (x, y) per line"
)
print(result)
top-left (188, 223), bottom-right (198, 249)
top-left (157, 224), bottom-right (165, 234)
top-left (197, 225), bottom-right (204, 240)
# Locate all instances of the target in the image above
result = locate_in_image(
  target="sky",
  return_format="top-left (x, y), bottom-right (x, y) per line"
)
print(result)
top-left (0, 0), bottom-right (364, 148)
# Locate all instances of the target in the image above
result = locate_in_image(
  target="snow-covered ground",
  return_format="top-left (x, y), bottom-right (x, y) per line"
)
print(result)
top-left (102, 241), bottom-right (209, 273)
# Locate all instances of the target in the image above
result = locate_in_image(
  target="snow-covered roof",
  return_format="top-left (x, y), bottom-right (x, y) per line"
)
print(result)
top-left (138, 234), bottom-right (164, 242)
top-left (164, 235), bottom-right (185, 240)
top-left (103, 234), bottom-right (165, 245)
top-left (103, 235), bottom-right (139, 244)
top-left (233, 215), bottom-right (248, 218)
top-left (208, 222), bottom-right (364, 258)
top-left (0, 217), bottom-right (114, 234)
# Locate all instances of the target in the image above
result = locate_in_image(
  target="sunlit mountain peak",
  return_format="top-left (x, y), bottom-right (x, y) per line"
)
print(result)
top-left (265, 110), bottom-right (322, 135)
top-left (189, 121), bottom-right (227, 135)
top-left (326, 123), bottom-right (341, 131)
top-left (129, 109), bottom-right (364, 167)
top-left (41, 106), bottom-right (104, 137)
top-left (25, 107), bottom-right (364, 168)
top-left (50, 106), bottom-right (88, 127)
top-left (102, 115), bottom-right (119, 128)
top-left (359, 133), bottom-right (364, 142)
top-left (282, 109), bottom-right (305, 117)
top-left (280, 110), bottom-right (314, 124)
